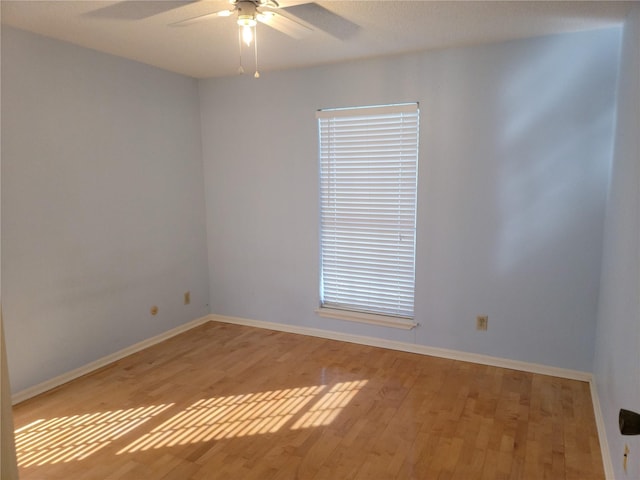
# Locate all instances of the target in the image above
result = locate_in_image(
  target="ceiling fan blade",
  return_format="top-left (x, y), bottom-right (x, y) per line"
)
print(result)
top-left (170, 8), bottom-right (235, 27)
top-left (84, 1), bottom-right (199, 21)
top-left (281, 3), bottom-right (359, 40)
top-left (275, 0), bottom-right (315, 7)
top-left (258, 8), bottom-right (313, 39)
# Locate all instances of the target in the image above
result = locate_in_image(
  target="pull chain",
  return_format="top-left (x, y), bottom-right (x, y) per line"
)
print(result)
top-left (237, 26), bottom-right (244, 75)
top-left (253, 24), bottom-right (260, 78)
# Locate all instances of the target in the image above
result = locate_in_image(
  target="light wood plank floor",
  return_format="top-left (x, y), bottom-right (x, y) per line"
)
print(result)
top-left (13, 321), bottom-right (604, 479)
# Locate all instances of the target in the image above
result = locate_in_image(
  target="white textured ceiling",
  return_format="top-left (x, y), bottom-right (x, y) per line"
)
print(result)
top-left (1, 1), bottom-right (635, 79)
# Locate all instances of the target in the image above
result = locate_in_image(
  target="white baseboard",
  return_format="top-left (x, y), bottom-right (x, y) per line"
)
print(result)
top-left (208, 313), bottom-right (592, 382)
top-left (11, 315), bottom-right (211, 405)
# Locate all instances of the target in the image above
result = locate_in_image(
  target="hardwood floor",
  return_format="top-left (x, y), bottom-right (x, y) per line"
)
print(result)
top-left (13, 321), bottom-right (604, 479)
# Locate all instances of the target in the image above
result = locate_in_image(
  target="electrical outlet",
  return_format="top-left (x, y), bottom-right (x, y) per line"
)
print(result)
top-left (476, 315), bottom-right (488, 331)
top-left (184, 291), bottom-right (191, 305)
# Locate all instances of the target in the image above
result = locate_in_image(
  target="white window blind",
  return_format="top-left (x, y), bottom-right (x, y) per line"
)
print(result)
top-left (318, 103), bottom-right (419, 319)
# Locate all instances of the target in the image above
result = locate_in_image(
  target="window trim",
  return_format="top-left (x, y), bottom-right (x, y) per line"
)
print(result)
top-left (315, 307), bottom-right (418, 330)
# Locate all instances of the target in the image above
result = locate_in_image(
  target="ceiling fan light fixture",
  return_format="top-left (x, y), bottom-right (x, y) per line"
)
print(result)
top-left (237, 1), bottom-right (258, 47)
top-left (234, 3), bottom-right (259, 77)
top-left (241, 23), bottom-right (254, 46)
top-left (237, 1), bottom-right (258, 26)
top-left (237, 16), bottom-right (257, 28)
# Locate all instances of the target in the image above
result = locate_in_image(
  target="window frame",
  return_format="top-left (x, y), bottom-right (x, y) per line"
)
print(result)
top-left (316, 102), bottom-right (420, 330)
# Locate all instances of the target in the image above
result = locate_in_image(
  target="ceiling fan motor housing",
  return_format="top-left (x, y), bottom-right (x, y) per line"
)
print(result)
top-left (237, 1), bottom-right (258, 27)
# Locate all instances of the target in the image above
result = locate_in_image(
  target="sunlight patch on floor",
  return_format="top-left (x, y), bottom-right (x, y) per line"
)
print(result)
top-left (14, 380), bottom-right (369, 466)
top-left (292, 380), bottom-right (368, 429)
top-left (118, 380), bottom-right (368, 453)
top-left (15, 404), bottom-right (173, 467)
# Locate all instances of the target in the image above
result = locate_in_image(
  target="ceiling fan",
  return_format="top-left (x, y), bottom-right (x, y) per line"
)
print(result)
top-left (86, 1), bottom-right (359, 78)
top-left (172, 1), bottom-right (312, 37)
top-left (171, 0), bottom-right (315, 77)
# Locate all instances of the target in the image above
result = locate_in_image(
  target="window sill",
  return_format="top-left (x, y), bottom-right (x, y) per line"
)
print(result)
top-left (315, 308), bottom-right (418, 330)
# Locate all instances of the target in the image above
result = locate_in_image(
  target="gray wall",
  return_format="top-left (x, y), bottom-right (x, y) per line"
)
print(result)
top-left (594, 6), bottom-right (640, 479)
top-left (199, 28), bottom-right (620, 372)
top-left (1, 27), bottom-right (210, 393)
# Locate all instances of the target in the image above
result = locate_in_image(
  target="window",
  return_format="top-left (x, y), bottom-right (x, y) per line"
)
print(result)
top-left (317, 103), bottom-right (419, 328)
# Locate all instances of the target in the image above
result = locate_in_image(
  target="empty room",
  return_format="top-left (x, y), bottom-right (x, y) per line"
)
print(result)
top-left (1, 1), bottom-right (640, 479)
